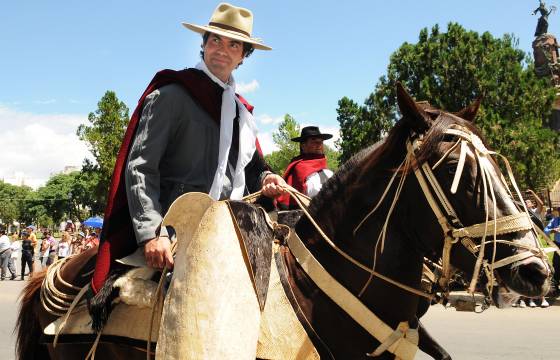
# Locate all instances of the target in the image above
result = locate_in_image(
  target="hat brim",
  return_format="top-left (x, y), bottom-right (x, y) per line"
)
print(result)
top-left (182, 23), bottom-right (272, 51)
top-left (291, 134), bottom-right (333, 142)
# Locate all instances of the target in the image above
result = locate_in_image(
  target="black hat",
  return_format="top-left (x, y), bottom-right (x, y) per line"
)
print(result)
top-left (291, 126), bottom-right (333, 142)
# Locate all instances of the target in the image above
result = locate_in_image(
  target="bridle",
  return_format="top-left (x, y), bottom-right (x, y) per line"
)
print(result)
top-left (408, 123), bottom-right (551, 298)
top-left (286, 120), bottom-right (551, 304)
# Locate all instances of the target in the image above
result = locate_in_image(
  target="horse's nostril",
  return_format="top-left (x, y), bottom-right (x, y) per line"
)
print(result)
top-left (517, 261), bottom-right (548, 284)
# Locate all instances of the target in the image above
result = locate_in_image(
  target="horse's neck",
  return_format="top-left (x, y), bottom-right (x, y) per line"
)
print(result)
top-left (295, 210), bottom-right (423, 327)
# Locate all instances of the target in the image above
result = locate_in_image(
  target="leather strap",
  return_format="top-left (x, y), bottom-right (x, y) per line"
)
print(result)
top-left (287, 230), bottom-right (418, 360)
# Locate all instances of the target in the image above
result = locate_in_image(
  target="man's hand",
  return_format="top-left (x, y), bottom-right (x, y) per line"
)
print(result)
top-left (144, 236), bottom-right (174, 269)
top-left (261, 174), bottom-right (288, 198)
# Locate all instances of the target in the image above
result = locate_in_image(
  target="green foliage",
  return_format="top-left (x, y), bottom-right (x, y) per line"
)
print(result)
top-left (264, 114), bottom-right (340, 174)
top-left (77, 91), bottom-right (129, 207)
top-left (324, 145), bottom-right (340, 172)
top-left (264, 115), bottom-right (301, 174)
top-left (36, 173), bottom-right (78, 224)
top-left (0, 171), bottom-right (101, 227)
top-left (336, 22), bottom-right (560, 189)
top-left (0, 181), bottom-right (33, 226)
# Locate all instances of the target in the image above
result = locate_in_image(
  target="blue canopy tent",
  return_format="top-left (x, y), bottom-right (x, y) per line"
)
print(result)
top-left (83, 216), bottom-right (103, 229)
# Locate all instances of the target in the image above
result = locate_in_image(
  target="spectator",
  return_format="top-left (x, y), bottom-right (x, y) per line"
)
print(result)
top-left (70, 231), bottom-right (85, 255)
top-left (84, 231), bottom-right (99, 251)
top-left (544, 206), bottom-right (560, 291)
top-left (525, 190), bottom-right (545, 220)
top-left (25, 225), bottom-right (38, 271)
top-left (20, 231), bottom-right (34, 280)
top-left (57, 233), bottom-right (70, 260)
top-left (39, 233), bottom-right (50, 267)
top-left (45, 232), bottom-right (58, 266)
top-left (0, 229), bottom-right (16, 280)
top-left (64, 220), bottom-right (75, 234)
top-left (9, 235), bottom-right (21, 278)
top-left (277, 126), bottom-right (334, 209)
top-left (545, 208), bottom-right (553, 222)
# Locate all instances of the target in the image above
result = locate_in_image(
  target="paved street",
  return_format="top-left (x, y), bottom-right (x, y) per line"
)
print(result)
top-left (1, 277), bottom-right (558, 359)
top-left (1, 280), bottom-right (25, 360)
top-left (416, 301), bottom-right (559, 360)
top-left (1, 258), bottom-right (44, 360)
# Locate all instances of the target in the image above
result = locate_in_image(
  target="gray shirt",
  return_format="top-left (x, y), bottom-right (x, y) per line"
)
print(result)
top-left (125, 83), bottom-right (269, 244)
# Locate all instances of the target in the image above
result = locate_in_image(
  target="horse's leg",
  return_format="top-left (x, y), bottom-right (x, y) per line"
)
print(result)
top-left (15, 271), bottom-right (52, 360)
top-left (156, 202), bottom-right (261, 359)
top-left (418, 321), bottom-right (452, 360)
top-left (416, 298), bottom-right (452, 360)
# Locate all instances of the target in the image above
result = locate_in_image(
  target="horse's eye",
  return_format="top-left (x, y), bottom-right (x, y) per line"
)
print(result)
top-left (445, 163), bottom-right (457, 176)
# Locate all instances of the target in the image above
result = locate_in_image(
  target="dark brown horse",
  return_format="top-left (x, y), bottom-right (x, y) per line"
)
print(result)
top-left (276, 84), bottom-right (550, 359)
top-left (16, 84), bottom-right (551, 359)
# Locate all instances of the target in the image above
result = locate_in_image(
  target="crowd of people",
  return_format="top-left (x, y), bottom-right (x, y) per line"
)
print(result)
top-left (0, 222), bottom-right (100, 281)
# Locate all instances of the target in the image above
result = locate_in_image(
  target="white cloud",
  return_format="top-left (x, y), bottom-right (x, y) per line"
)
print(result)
top-left (236, 79), bottom-right (259, 94)
top-left (257, 132), bottom-right (277, 155)
top-left (34, 99), bottom-right (57, 105)
top-left (0, 105), bottom-right (93, 189)
top-left (256, 114), bottom-right (283, 125)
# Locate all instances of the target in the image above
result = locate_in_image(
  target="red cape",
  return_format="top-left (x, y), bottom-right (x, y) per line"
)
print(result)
top-left (91, 68), bottom-right (260, 293)
top-left (277, 154), bottom-right (328, 208)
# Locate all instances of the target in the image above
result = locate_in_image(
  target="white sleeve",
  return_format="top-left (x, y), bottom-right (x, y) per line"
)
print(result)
top-left (305, 169), bottom-right (334, 198)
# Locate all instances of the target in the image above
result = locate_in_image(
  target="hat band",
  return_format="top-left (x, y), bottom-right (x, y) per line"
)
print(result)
top-left (208, 22), bottom-right (251, 38)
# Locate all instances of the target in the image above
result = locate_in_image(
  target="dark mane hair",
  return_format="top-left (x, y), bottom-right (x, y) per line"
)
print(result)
top-left (306, 109), bottom-right (488, 234)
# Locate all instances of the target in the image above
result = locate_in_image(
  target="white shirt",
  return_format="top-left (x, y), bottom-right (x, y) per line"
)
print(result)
top-left (10, 240), bottom-right (21, 258)
top-left (305, 169), bottom-right (334, 198)
top-left (58, 242), bottom-right (70, 258)
top-left (0, 235), bottom-right (10, 252)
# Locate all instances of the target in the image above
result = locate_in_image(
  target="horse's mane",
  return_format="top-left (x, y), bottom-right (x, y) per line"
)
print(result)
top-left (308, 110), bottom-right (487, 227)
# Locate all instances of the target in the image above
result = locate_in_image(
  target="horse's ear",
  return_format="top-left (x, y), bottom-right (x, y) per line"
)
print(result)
top-left (455, 96), bottom-right (482, 123)
top-left (396, 82), bottom-right (430, 133)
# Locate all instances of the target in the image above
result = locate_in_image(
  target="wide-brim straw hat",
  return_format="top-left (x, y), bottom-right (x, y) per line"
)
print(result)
top-left (182, 2), bottom-right (271, 51)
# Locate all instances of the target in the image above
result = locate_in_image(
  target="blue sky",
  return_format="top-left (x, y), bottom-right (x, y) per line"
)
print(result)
top-left (0, 0), bottom-right (553, 187)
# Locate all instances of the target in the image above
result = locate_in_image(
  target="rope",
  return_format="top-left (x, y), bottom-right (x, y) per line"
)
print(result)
top-left (280, 185), bottom-right (434, 300)
top-left (53, 284), bottom-right (89, 347)
top-left (84, 331), bottom-right (102, 360)
top-left (357, 154), bottom-right (412, 297)
top-left (40, 256), bottom-right (85, 317)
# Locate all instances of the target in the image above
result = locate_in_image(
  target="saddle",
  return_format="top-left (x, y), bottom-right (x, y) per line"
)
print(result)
top-left (44, 192), bottom-right (320, 359)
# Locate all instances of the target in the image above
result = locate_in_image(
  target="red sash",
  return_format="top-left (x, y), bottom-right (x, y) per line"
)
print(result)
top-left (277, 154), bottom-right (327, 208)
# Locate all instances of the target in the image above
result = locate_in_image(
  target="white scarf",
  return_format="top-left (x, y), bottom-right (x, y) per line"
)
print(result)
top-left (195, 61), bottom-right (258, 200)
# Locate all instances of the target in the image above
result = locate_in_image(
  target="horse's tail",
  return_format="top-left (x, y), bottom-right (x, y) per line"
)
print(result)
top-left (15, 270), bottom-right (49, 360)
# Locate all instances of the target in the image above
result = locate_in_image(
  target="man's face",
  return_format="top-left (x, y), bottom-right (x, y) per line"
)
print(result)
top-left (301, 137), bottom-right (325, 155)
top-left (203, 33), bottom-right (244, 83)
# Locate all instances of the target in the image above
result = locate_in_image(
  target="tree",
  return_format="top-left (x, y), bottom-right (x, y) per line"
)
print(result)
top-left (264, 114), bottom-right (301, 173)
top-left (36, 173), bottom-right (77, 224)
top-left (0, 181), bottom-right (33, 226)
top-left (77, 91), bottom-right (130, 208)
top-left (336, 23), bottom-right (560, 189)
top-left (264, 114), bottom-right (340, 174)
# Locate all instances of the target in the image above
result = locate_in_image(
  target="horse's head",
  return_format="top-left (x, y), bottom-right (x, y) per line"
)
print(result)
top-left (394, 83), bottom-right (551, 304)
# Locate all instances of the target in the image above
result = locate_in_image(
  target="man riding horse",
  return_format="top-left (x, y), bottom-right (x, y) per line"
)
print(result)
top-left (91, 2), bottom-right (287, 296)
